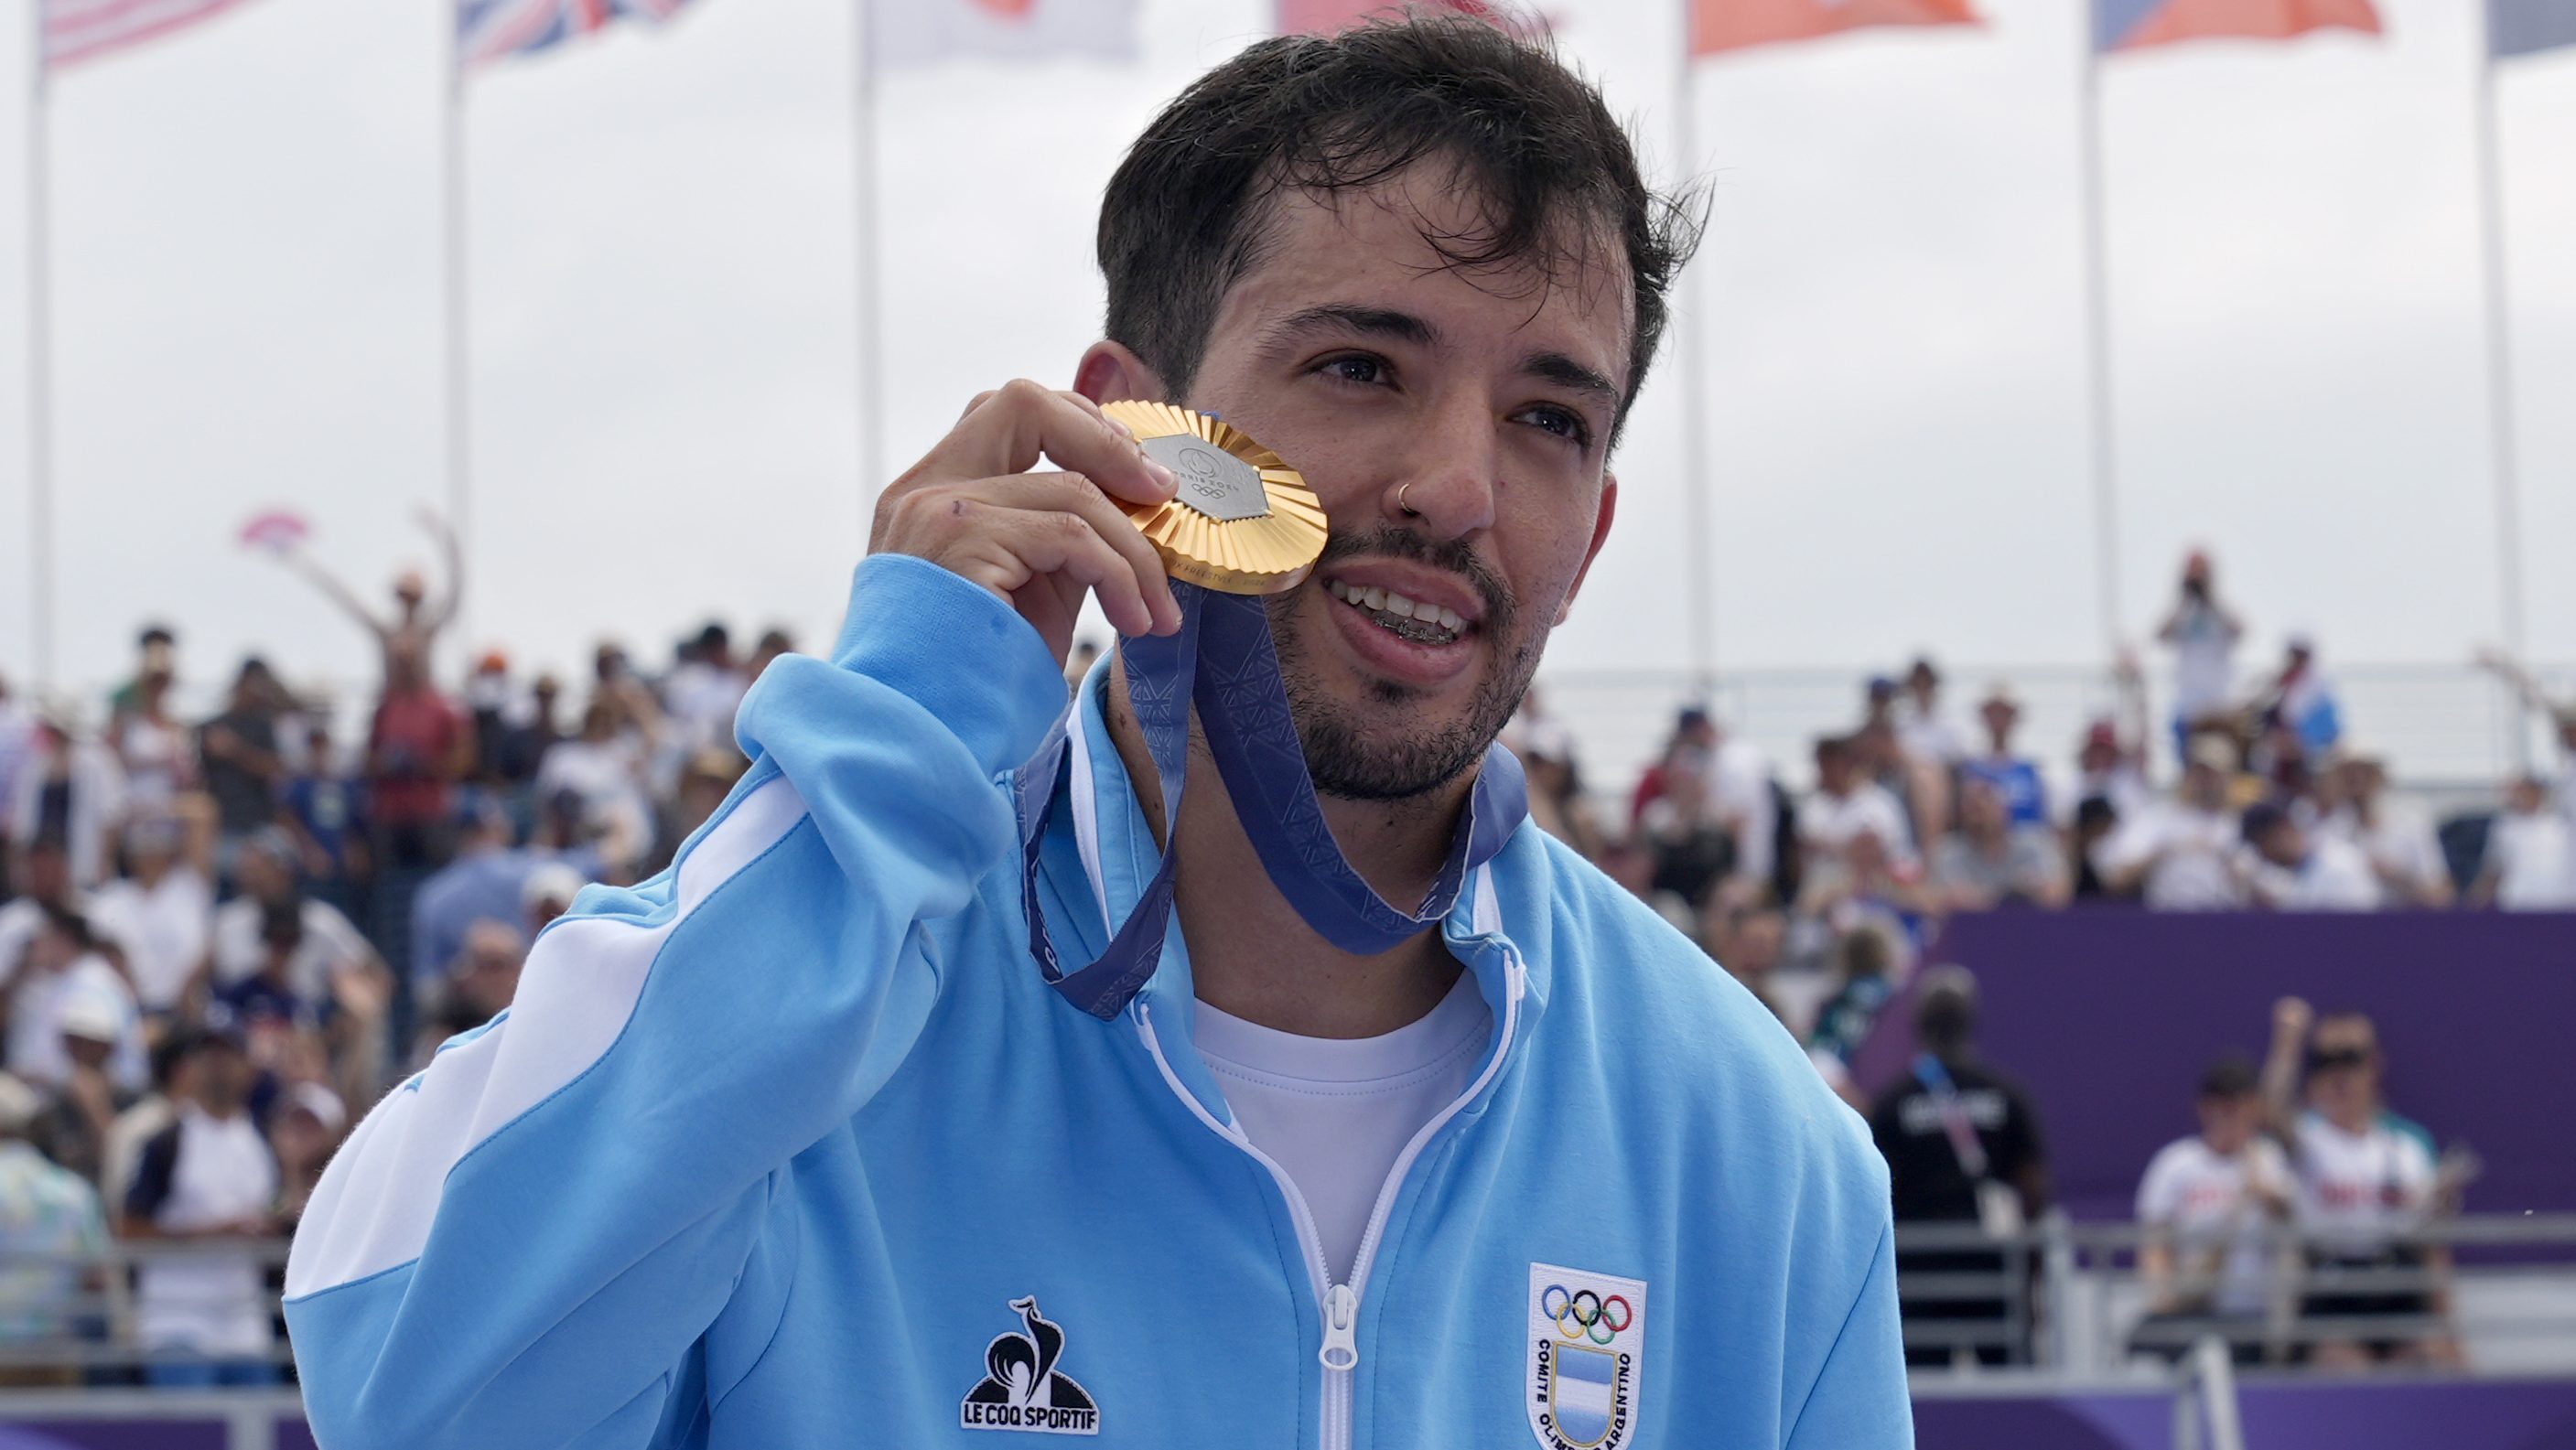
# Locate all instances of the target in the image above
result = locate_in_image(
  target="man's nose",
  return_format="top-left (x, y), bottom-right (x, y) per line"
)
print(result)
top-left (1379, 393), bottom-right (1499, 536)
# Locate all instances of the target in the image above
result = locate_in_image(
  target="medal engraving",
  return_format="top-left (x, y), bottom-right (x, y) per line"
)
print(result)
top-left (1143, 435), bottom-right (1270, 522)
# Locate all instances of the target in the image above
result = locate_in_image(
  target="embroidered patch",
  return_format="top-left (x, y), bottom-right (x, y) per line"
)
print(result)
top-left (961, 1295), bottom-right (1100, 1436)
top-left (1525, 1262), bottom-right (1646, 1450)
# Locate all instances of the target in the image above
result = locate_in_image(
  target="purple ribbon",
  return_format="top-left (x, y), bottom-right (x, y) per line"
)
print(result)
top-left (1013, 581), bottom-right (1527, 1021)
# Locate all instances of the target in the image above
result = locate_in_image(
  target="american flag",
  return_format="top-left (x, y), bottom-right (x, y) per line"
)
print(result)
top-left (40, 0), bottom-right (262, 70)
top-left (458, 0), bottom-right (700, 70)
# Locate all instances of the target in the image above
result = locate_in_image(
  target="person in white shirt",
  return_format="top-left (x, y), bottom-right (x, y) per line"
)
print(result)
top-left (1, 907), bottom-right (146, 1097)
top-left (2156, 551), bottom-right (2245, 767)
top-left (2239, 801), bottom-right (2378, 912)
top-left (120, 1024), bottom-right (283, 1387)
top-left (2132, 1058), bottom-right (2291, 1363)
top-left (2320, 754), bottom-right (2453, 908)
top-left (2096, 736), bottom-right (2246, 909)
top-left (87, 812), bottom-right (213, 1017)
top-left (1894, 657), bottom-right (1967, 769)
top-left (2261, 1000), bottom-right (2463, 1369)
top-left (2473, 775), bottom-right (2576, 911)
top-left (534, 701), bottom-right (657, 876)
top-left (1802, 735), bottom-right (1917, 872)
top-left (5, 721), bottom-right (127, 893)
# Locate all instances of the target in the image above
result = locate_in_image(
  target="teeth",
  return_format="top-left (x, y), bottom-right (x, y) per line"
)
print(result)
top-left (1438, 607), bottom-right (1462, 630)
top-left (1327, 579), bottom-right (1469, 641)
top-left (1385, 592), bottom-right (1416, 618)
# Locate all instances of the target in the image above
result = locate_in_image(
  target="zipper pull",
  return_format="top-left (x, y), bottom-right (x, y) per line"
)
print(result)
top-left (1319, 1284), bottom-right (1360, 1371)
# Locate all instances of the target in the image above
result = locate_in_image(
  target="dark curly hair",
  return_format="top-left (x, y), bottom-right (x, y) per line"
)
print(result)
top-left (1098, 15), bottom-right (1704, 449)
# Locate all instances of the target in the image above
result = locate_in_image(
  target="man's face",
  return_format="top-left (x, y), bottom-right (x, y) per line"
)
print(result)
top-left (2307, 1019), bottom-right (2381, 1124)
top-left (2196, 1092), bottom-right (2260, 1155)
top-left (1981, 699), bottom-right (2018, 750)
top-left (1176, 169), bottom-right (1626, 800)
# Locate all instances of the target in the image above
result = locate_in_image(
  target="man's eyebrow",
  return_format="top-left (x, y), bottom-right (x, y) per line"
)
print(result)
top-left (1524, 351), bottom-right (1621, 403)
top-left (1260, 305), bottom-right (1441, 350)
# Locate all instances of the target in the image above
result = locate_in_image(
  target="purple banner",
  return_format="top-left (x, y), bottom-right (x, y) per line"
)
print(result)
top-left (1853, 909), bottom-right (2576, 1220)
top-left (0, 1427), bottom-right (225, 1450)
top-left (1915, 1376), bottom-right (2576, 1450)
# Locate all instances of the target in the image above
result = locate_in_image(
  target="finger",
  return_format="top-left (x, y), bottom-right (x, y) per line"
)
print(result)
top-left (952, 503), bottom-right (1162, 639)
top-left (929, 379), bottom-right (1174, 507)
top-left (964, 472), bottom-right (1181, 633)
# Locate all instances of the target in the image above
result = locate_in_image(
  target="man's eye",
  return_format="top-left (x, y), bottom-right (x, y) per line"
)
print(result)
top-left (1521, 406), bottom-right (1590, 446)
top-left (1321, 356), bottom-right (1385, 386)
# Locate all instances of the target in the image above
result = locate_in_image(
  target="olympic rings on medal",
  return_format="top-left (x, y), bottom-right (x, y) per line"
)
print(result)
top-left (1540, 1284), bottom-right (1633, 1346)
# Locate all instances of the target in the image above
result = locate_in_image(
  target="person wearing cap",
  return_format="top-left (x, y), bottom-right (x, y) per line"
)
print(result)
top-left (2, 906), bottom-right (146, 1098)
top-left (285, 21), bottom-right (1906, 1447)
top-left (27, 973), bottom-right (142, 1187)
top-left (269, 1080), bottom-right (348, 1234)
top-left (0, 1069), bottom-right (110, 1384)
top-left (1960, 682), bottom-right (2046, 830)
top-left (2129, 1058), bottom-right (2291, 1364)
top-left (2095, 732), bottom-right (2249, 909)
top-left (122, 1022), bottom-right (283, 1387)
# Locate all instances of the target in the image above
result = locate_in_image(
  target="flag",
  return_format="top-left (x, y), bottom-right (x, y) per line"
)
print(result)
top-left (869, 0), bottom-right (1139, 69)
top-left (1278, 1), bottom-right (1530, 36)
top-left (2491, 0), bottom-right (2576, 58)
top-left (2093, 0), bottom-right (2381, 53)
top-left (237, 509), bottom-right (310, 554)
top-left (459, 0), bottom-right (699, 70)
top-left (1688, 0), bottom-right (1980, 59)
top-left (40, 0), bottom-right (262, 70)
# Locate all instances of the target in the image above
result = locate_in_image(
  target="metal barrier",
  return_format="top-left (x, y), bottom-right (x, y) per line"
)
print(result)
top-left (1892, 1213), bottom-right (2576, 1376)
top-left (0, 1238), bottom-right (295, 1382)
top-left (2172, 1336), bottom-right (2246, 1450)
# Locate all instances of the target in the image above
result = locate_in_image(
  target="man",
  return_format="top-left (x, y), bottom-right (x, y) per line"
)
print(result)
top-left (2320, 752), bottom-right (2452, 908)
top-left (2130, 1059), bottom-right (2290, 1364)
top-left (208, 830), bottom-right (389, 1105)
top-left (123, 1024), bottom-right (283, 1388)
top-left (88, 811), bottom-right (214, 1019)
top-left (2472, 774), bottom-right (2576, 910)
top-left (1867, 969), bottom-right (2048, 1368)
top-left (1926, 776), bottom-right (2066, 911)
top-left (1801, 734), bottom-right (1918, 885)
top-left (273, 508), bottom-right (463, 689)
top-left (196, 658), bottom-right (291, 878)
top-left (1960, 682), bottom-right (2045, 828)
top-left (287, 22), bottom-right (1903, 1448)
top-left (2156, 550), bottom-right (2245, 763)
top-left (1893, 656), bottom-right (1967, 769)
top-left (2096, 733), bottom-right (2246, 909)
top-left (0, 1071), bottom-right (109, 1386)
top-left (2238, 800), bottom-right (2377, 912)
top-left (2261, 1000), bottom-right (2463, 1369)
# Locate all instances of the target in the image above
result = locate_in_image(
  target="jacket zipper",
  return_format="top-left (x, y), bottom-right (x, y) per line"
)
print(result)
top-left (1135, 947), bottom-right (1526, 1450)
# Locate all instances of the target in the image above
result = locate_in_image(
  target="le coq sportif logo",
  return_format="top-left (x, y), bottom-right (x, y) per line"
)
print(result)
top-left (961, 1295), bottom-right (1099, 1436)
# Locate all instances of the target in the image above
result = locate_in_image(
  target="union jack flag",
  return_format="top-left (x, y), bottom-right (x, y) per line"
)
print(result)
top-left (41, 0), bottom-right (263, 70)
top-left (458, 0), bottom-right (701, 70)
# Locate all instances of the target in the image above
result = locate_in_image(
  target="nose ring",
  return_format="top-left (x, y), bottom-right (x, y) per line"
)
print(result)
top-left (1396, 482), bottom-right (1421, 517)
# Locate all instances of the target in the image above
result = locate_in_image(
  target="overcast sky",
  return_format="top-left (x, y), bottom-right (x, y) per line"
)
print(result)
top-left (1, 0), bottom-right (2571, 714)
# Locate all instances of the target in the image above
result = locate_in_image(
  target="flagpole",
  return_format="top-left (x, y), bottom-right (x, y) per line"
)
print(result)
top-left (27, 13), bottom-right (54, 692)
top-left (852, 0), bottom-right (884, 525)
top-left (444, 18), bottom-right (473, 662)
top-left (1673, 17), bottom-right (1713, 697)
top-left (2076, 24), bottom-right (2124, 670)
top-left (2471, 5), bottom-right (2528, 767)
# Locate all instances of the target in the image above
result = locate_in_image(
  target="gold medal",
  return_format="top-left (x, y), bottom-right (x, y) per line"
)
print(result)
top-left (1101, 401), bottom-right (1327, 596)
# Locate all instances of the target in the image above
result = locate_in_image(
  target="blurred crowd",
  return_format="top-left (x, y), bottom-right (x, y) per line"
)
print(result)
top-left (0, 528), bottom-right (774, 1381)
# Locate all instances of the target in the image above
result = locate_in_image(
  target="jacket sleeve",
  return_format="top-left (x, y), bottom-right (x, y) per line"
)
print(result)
top-left (283, 555), bottom-right (1067, 1450)
top-left (1782, 1219), bottom-right (1913, 1450)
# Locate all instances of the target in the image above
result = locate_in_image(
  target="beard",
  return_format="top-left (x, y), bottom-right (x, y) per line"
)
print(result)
top-left (1266, 526), bottom-right (1543, 802)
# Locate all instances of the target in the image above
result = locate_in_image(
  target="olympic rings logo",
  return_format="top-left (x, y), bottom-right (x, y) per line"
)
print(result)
top-left (1540, 1284), bottom-right (1633, 1346)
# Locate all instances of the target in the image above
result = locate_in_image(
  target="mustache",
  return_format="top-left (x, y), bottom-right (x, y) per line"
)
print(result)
top-left (1312, 527), bottom-right (1515, 627)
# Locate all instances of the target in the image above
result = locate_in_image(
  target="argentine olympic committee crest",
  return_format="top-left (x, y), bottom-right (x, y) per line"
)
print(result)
top-left (1525, 1262), bottom-right (1647, 1450)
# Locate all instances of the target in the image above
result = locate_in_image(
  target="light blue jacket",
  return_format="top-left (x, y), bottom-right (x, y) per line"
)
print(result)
top-left (285, 554), bottom-right (1908, 1449)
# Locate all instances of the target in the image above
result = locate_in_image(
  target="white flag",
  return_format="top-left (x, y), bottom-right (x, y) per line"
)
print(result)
top-left (869, 0), bottom-right (1141, 68)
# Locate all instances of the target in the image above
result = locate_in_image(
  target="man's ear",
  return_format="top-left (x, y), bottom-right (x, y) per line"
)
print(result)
top-left (1556, 472), bottom-right (1619, 627)
top-left (1074, 341), bottom-right (1166, 406)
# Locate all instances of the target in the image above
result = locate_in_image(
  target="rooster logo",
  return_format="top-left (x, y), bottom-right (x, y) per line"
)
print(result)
top-left (962, 1296), bottom-right (1099, 1435)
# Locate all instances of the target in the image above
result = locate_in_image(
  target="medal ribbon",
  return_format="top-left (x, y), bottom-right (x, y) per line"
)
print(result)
top-left (1012, 580), bottom-right (1528, 1020)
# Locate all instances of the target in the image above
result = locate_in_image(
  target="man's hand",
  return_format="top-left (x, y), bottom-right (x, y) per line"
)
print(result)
top-left (870, 381), bottom-right (1184, 666)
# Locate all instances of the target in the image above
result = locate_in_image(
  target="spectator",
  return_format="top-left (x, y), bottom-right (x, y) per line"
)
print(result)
top-left (266, 1081), bottom-right (346, 1234)
top-left (277, 718), bottom-right (369, 924)
top-left (3, 907), bottom-right (146, 1098)
top-left (2321, 753), bottom-right (2453, 908)
top-left (2072, 712), bottom-right (2151, 829)
top-left (2262, 634), bottom-right (2342, 759)
top-left (88, 810), bottom-right (214, 1019)
top-left (2157, 550), bottom-right (2246, 764)
top-left (6, 717), bottom-right (127, 891)
top-left (663, 621), bottom-right (750, 757)
top-left (1800, 735), bottom-right (1918, 892)
top-left (364, 645), bottom-right (469, 993)
top-left (121, 1025), bottom-right (282, 1388)
top-left (2471, 775), bottom-right (2575, 911)
top-left (522, 860), bottom-right (584, 939)
top-left (30, 984), bottom-right (138, 1187)
top-left (2239, 800), bottom-right (2377, 912)
top-left (2067, 796), bottom-right (2128, 903)
top-left (105, 628), bottom-right (194, 818)
top-left (206, 831), bottom-right (389, 1106)
top-left (0, 676), bottom-right (33, 898)
top-left (1638, 763), bottom-right (1736, 912)
top-left (1504, 691), bottom-right (1605, 863)
top-left (746, 628), bottom-right (797, 682)
top-left (1628, 707), bottom-right (1717, 831)
top-left (1893, 656), bottom-right (1967, 768)
top-left (1927, 777), bottom-right (2068, 911)
top-left (534, 700), bottom-right (654, 878)
top-left (272, 509), bottom-right (462, 691)
top-left (413, 918), bottom-right (526, 1068)
top-left (0, 1072), bottom-right (109, 1386)
top-left (195, 660), bottom-right (290, 879)
top-left (1698, 890), bottom-right (1788, 1026)
top-left (2130, 1058), bottom-right (2291, 1364)
top-left (1960, 683), bottom-right (2046, 828)
top-left (1869, 968), bottom-right (2049, 1368)
top-left (2261, 1000), bottom-right (2464, 1369)
top-left (2096, 733), bottom-right (2247, 909)
top-left (1805, 924), bottom-right (1904, 1111)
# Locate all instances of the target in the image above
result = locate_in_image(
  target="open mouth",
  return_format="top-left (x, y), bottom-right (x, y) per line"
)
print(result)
top-left (1326, 577), bottom-right (1469, 648)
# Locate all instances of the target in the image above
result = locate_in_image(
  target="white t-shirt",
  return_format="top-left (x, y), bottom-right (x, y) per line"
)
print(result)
top-left (1193, 974), bottom-right (1491, 1286)
top-left (2489, 811), bottom-right (2576, 910)
top-left (4, 952), bottom-right (146, 1093)
top-left (2098, 801), bottom-right (2243, 908)
top-left (133, 1105), bottom-right (280, 1356)
top-left (2136, 1135), bottom-right (2291, 1316)
top-left (1895, 701), bottom-right (1967, 768)
top-left (1710, 737), bottom-right (1776, 885)
top-left (210, 897), bottom-right (373, 1005)
top-left (2292, 1112), bottom-right (2435, 1259)
top-left (89, 868), bottom-right (212, 1013)
top-left (2168, 600), bottom-right (2241, 719)
top-left (1800, 784), bottom-right (1917, 869)
top-left (2249, 835), bottom-right (2378, 911)
top-left (2323, 805), bottom-right (2448, 908)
